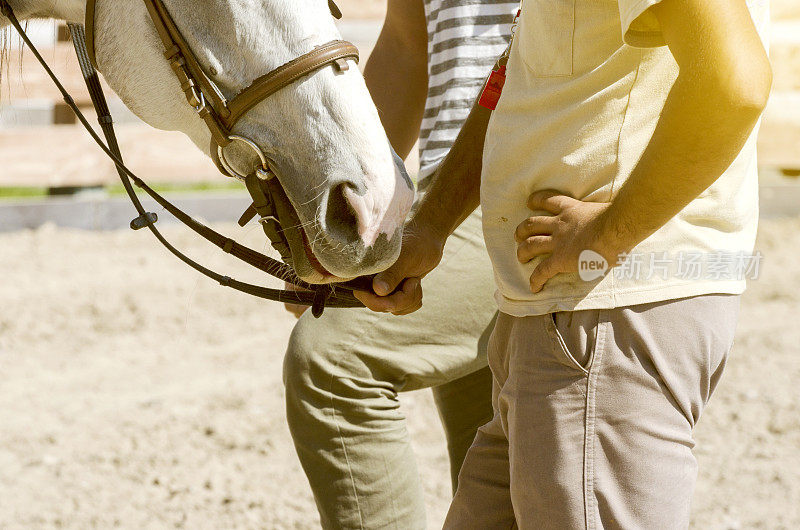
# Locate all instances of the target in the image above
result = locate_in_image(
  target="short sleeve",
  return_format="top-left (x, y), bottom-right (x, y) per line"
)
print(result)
top-left (618, 0), bottom-right (666, 48)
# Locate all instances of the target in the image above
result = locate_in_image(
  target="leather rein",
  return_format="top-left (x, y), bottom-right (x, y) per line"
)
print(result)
top-left (0, 0), bottom-right (377, 318)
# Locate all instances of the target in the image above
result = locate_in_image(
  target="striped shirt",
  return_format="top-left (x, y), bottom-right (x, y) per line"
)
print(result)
top-left (419, 0), bottom-right (518, 187)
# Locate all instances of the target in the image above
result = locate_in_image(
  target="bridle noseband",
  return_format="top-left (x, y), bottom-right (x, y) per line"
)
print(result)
top-left (0, 0), bottom-right (380, 317)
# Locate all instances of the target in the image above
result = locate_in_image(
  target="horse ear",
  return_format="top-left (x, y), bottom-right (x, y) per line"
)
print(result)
top-left (328, 0), bottom-right (343, 19)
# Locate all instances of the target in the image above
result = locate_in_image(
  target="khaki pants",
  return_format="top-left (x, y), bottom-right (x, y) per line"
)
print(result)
top-left (445, 294), bottom-right (740, 529)
top-left (283, 212), bottom-right (497, 529)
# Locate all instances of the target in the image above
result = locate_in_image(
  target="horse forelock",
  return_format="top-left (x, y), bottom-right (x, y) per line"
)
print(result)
top-left (0, 26), bottom-right (13, 100)
top-left (0, 21), bottom-right (32, 101)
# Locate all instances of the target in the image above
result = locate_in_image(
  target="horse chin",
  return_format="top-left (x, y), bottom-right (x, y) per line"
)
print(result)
top-left (293, 229), bottom-right (353, 285)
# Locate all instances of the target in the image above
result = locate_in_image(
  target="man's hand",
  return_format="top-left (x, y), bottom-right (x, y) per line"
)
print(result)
top-left (283, 281), bottom-right (310, 318)
top-left (353, 221), bottom-right (446, 315)
top-left (515, 190), bottom-right (629, 293)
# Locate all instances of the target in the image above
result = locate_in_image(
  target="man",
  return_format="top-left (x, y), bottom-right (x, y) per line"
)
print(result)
top-left (357, 0), bottom-right (772, 527)
top-left (282, 1), bottom-right (517, 528)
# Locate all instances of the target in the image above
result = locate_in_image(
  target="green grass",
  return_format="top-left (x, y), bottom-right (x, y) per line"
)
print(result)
top-left (0, 186), bottom-right (49, 199)
top-left (0, 181), bottom-right (244, 199)
top-left (106, 180), bottom-right (243, 196)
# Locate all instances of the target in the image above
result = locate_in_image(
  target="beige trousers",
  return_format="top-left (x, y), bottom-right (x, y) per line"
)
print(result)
top-left (444, 294), bottom-right (740, 529)
top-left (283, 212), bottom-right (497, 529)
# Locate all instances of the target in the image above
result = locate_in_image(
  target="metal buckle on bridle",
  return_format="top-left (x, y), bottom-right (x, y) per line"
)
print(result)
top-left (130, 211), bottom-right (158, 230)
top-left (258, 214), bottom-right (280, 226)
top-left (217, 135), bottom-right (273, 181)
top-left (191, 89), bottom-right (206, 113)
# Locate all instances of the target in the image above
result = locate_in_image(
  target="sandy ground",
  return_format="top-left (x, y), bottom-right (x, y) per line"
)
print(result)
top-left (0, 1), bottom-right (798, 528)
top-left (0, 216), bottom-right (798, 529)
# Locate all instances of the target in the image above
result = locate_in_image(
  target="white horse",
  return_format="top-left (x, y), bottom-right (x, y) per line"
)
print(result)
top-left (1, 0), bottom-right (415, 283)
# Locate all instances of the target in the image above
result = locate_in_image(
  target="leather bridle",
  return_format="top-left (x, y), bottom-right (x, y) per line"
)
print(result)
top-left (0, 0), bottom-right (379, 317)
top-left (85, 0), bottom-right (359, 181)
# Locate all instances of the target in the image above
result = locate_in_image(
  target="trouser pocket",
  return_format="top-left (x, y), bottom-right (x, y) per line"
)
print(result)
top-left (546, 310), bottom-right (600, 373)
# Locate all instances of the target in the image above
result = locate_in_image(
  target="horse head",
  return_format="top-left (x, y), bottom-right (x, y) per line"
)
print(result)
top-left (2, 0), bottom-right (415, 284)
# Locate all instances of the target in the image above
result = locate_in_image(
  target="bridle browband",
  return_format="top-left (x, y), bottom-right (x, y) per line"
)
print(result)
top-left (0, 0), bottom-right (378, 318)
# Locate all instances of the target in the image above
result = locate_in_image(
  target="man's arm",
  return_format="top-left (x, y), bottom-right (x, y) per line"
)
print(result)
top-left (354, 94), bottom-right (493, 313)
top-left (517, 0), bottom-right (772, 292)
top-left (363, 0), bottom-right (429, 158)
top-left (599, 0), bottom-right (772, 253)
top-left (413, 99), bottom-right (492, 241)
top-left (352, 0), bottom-right (496, 314)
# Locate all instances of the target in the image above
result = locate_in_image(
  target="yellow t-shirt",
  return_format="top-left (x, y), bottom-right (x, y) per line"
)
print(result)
top-left (481, 0), bottom-right (770, 316)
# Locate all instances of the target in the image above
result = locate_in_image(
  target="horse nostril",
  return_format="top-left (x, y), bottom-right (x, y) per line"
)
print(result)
top-left (323, 182), bottom-right (361, 245)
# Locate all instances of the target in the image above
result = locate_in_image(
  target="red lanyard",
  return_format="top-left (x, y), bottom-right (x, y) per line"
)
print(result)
top-left (479, 7), bottom-right (521, 110)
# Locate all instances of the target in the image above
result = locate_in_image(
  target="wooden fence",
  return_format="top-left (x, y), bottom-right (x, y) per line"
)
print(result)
top-left (0, 21), bottom-right (797, 191)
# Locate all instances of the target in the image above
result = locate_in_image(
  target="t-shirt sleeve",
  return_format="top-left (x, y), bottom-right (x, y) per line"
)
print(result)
top-left (618, 0), bottom-right (667, 48)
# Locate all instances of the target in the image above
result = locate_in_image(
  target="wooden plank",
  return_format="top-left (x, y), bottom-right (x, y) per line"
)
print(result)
top-left (760, 185), bottom-right (800, 217)
top-left (335, 0), bottom-right (386, 20)
top-left (1, 43), bottom-right (112, 105)
top-left (771, 21), bottom-right (800, 93)
top-left (759, 92), bottom-right (800, 171)
top-left (0, 192), bottom-right (252, 232)
top-left (758, 119), bottom-right (800, 171)
top-left (1, 17), bottom-right (795, 188)
top-left (0, 124), bottom-right (222, 187)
